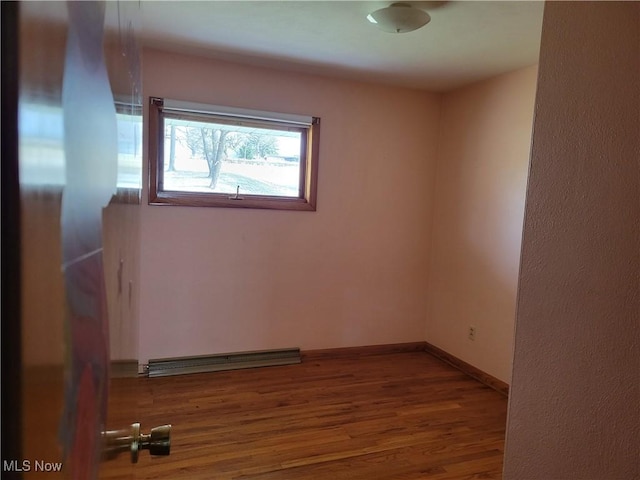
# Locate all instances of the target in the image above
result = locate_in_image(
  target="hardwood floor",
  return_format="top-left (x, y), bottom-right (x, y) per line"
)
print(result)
top-left (100, 351), bottom-right (508, 479)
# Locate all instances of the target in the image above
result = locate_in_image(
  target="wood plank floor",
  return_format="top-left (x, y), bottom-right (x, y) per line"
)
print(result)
top-left (100, 351), bottom-right (508, 480)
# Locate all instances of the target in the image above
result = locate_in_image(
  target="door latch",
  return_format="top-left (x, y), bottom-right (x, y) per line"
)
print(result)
top-left (102, 423), bottom-right (171, 464)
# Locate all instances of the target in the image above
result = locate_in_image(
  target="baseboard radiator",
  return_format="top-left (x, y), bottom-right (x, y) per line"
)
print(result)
top-left (146, 348), bottom-right (301, 378)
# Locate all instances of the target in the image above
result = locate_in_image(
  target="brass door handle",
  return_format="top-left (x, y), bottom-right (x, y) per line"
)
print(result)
top-left (102, 423), bottom-right (171, 463)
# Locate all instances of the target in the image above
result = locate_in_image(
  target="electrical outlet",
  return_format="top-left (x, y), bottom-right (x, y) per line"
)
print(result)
top-left (468, 326), bottom-right (476, 341)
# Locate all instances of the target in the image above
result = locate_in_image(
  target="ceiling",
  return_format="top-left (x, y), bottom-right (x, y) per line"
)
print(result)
top-left (21, 1), bottom-right (544, 92)
top-left (138, 1), bottom-right (544, 92)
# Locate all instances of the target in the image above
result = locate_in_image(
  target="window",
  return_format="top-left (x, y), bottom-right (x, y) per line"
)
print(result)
top-left (148, 97), bottom-right (320, 211)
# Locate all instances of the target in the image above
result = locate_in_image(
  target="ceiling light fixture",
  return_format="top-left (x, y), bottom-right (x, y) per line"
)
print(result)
top-left (366, 2), bottom-right (431, 34)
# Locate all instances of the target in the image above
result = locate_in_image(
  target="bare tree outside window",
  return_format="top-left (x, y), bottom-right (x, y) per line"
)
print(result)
top-left (149, 97), bottom-right (320, 211)
top-left (163, 117), bottom-right (302, 196)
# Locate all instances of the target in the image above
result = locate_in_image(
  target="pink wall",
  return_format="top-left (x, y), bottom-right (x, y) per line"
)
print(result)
top-left (426, 66), bottom-right (538, 383)
top-left (138, 49), bottom-right (441, 362)
top-left (504, 2), bottom-right (640, 478)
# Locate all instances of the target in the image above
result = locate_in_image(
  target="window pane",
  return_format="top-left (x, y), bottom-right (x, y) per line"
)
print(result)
top-left (162, 116), bottom-right (302, 197)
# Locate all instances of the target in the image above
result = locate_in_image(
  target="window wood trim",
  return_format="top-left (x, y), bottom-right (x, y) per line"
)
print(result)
top-left (148, 97), bottom-right (320, 211)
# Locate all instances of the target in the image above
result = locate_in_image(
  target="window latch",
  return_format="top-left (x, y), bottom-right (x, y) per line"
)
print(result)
top-left (229, 185), bottom-right (243, 200)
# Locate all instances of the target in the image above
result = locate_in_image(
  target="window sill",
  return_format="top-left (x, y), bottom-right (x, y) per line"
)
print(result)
top-left (149, 191), bottom-right (316, 211)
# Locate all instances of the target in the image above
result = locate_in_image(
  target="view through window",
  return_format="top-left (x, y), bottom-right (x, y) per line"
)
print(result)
top-left (162, 116), bottom-right (302, 197)
top-left (149, 98), bottom-right (320, 211)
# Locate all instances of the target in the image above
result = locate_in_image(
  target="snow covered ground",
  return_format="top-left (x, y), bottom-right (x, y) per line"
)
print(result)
top-left (163, 158), bottom-right (300, 197)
